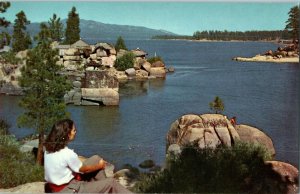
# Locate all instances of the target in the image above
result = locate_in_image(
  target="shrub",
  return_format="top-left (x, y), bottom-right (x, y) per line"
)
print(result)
top-left (0, 118), bottom-right (44, 189)
top-left (0, 51), bottom-right (21, 65)
top-left (147, 56), bottom-right (164, 64)
top-left (133, 142), bottom-right (286, 194)
top-left (115, 52), bottom-right (135, 71)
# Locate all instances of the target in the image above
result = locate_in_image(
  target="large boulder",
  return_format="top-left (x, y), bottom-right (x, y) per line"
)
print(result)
top-left (149, 67), bottom-right (166, 78)
top-left (136, 70), bottom-right (148, 79)
top-left (81, 88), bottom-right (119, 106)
top-left (125, 68), bottom-right (136, 77)
top-left (166, 114), bottom-right (275, 156)
top-left (236, 124), bottom-right (275, 156)
top-left (151, 61), bottom-right (165, 68)
top-left (142, 61), bottom-right (151, 73)
top-left (64, 48), bottom-right (79, 56)
top-left (167, 114), bottom-right (239, 151)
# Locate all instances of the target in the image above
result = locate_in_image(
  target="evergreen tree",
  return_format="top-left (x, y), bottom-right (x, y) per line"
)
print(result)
top-left (285, 6), bottom-right (300, 41)
top-left (0, 2), bottom-right (11, 48)
top-left (64, 7), bottom-right (80, 44)
top-left (18, 23), bottom-right (71, 165)
top-left (115, 36), bottom-right (127, 51)
top-left (12, 11), bottom-right (32, 52)
top-left (48, 14), bottom-right (64, 42)
top-left (209, 96), bottom-right (224, 114)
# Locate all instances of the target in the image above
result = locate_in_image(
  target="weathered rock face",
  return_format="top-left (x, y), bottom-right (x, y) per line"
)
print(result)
top-left (81, 88), bottom-right (119, 106)
top-left (167, 114), bottom-right (239, 151)
top-left (166, 114), bottom-right (275, 156)
top-left (236, 124), bottom-right (275, 156)
top-left (125, 68), bottom-right (136, 78)
top-left (84, 70), bottom-right (119, 89)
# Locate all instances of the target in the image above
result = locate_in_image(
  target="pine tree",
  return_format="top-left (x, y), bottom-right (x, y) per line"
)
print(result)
top-left (0, 2), bottom-right (11, 48)
top-left (48, 14), bottom-right (64, 42)
top-left (18, 23), bottom-right (71, 165)
top-left (12, 11), bottom-right (32, 52)
top-left (64, 7), bottom-right (80, 44)
top-left (209, 96), bottom-right (224, 114)
top-left (115, 36), bottom-right (127, 51)
top-left (285, 6), bottom-right (300, 41)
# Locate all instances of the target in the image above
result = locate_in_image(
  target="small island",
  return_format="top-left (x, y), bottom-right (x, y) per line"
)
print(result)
top-left (233, 40), bottom-right (299, 63)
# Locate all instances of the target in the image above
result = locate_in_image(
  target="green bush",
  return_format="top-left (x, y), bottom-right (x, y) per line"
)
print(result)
top-left (0, 51), bottom-right (21, 65)
top-left (134, 142), bottom-right (287, 194)
top-left (147, 56), bottom-right (164, 64)
top-left (0, 119), bottom-right (44, 189)
top-left (115, 52), bottom-right (135, 71)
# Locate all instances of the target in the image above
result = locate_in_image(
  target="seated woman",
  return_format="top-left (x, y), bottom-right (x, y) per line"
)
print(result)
top-left (44, 119), bottom-right (132, 193)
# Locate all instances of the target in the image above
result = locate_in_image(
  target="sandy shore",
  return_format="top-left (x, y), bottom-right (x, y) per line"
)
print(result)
top-left (233, 55), bottom-right (299, 63)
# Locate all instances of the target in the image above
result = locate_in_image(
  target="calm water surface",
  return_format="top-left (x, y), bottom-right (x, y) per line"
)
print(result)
top-left (0, 40), bottom-right (298, 168)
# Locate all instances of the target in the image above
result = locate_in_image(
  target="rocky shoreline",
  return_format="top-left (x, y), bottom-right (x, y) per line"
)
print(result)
top-left (0, 40), bottom-right (174, 105)
top-left (233, 41), bottom-right (299, 63)
top-left (233, 55), bottom-right (299, 63)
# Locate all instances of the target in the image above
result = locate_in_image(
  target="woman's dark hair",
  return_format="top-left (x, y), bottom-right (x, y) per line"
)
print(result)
top-left (44, 119), bottom-right (74, 153)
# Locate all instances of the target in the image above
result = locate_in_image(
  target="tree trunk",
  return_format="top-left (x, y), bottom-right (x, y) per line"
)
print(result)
top-left (36, 131), bottom-right (44, 165)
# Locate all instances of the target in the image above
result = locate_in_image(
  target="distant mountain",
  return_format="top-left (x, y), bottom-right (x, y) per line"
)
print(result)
top-left (2, 19), bottom-right (177, 41)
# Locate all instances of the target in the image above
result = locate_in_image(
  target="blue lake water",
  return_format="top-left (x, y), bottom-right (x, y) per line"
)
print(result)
top-left (0, 40), bottom-right (298, 169)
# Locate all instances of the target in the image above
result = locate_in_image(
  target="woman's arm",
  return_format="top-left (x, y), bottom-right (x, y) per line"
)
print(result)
top-left (79, 158), bottom-right (106, 173)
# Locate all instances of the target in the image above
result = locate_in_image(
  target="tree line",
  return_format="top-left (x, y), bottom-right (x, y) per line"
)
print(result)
top-left (0, 3), bottom-right (80, 51)
top-left (153, 5), bottom-right (299, 42)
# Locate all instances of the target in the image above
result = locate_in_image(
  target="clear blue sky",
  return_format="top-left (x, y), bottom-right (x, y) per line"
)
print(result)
top-left (2, 1), bottom-right (299, 35)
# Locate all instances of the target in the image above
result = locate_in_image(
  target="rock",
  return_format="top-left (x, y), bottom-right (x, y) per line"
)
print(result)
top-left (114, 169), bottom-right (137, 189)
top-left (142, 61), bottom-right (151, 72)
top-left (63, 55), bottom-right (81, 61)
top-left (96, 49), bottom-right (108, 57)
top-left (125, 68), bottom-right (136, 77)
top-left (0, 182), bottom-right (45, 193)
top-left (168, 66), bottom-right (175, 72)
top-left (265, 161), bottom-right (299, 194)
top-left (20, 139), bottom-right (39, 153)
top-left (131, 49), bottom-right (147, 57)
top-left (0, 82), bottom-right (23, 95)
top-left (81, 88), bottom-right (119, 106)
top-left (16, 50), bottom-right (28, 59)
top-left (139, 160), bottom-right (155, 169)
top-left (110, 48), bottom-right (117, 55)
top-left (64, 48), bottom-right (79, 56)
top-left (166, 114), bottom-right (240, 151)
top-left (102, 56), bottom-right (116, 67)
top-left (136, 69), bottom-right (148, 79)
top-left (149, 67), bottom-right (166, 78)
top-left (72, 81), bottom-right (82, 88)
top-left (167, 143), bottom-right (182, 156)
top-left (90, 53), bottom-right (97, 60)
top-left (84, 70), bottom-right (119, 89)
top-left (151, 61), bottom-right (165, 68)
top-left (114, 71), bottom-right (128, 80)
top-left (236, 124), bottom-right (276, 156)
top-left (117, 49), bottom-right (128, 58)
top-left (85, 66), bottom-right (95, 71)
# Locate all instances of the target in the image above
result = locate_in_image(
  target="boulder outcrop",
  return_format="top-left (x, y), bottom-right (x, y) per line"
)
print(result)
top-left (236, 124), bottom-right (275, 156)
top-left (166, 114), bottom-right (274, 156)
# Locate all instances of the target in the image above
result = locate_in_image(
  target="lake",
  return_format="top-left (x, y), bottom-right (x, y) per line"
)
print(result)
top-left (0, 40), bottom-right (298, 169)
